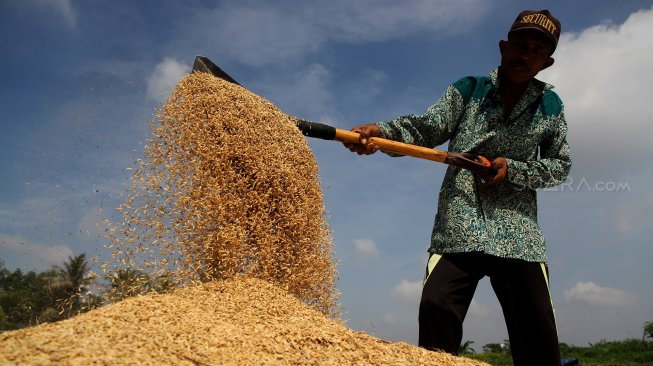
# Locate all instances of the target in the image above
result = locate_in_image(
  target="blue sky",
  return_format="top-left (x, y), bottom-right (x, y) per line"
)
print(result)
top-left (1, 0), bottom-right (652, 351)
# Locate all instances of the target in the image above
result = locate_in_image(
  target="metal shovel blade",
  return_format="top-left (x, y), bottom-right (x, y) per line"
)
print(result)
top-left (192, 56), bottom-right (240, 86)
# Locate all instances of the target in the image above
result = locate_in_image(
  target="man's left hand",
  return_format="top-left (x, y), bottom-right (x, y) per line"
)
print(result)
top-left (484, 157), bottom-right (508, 184)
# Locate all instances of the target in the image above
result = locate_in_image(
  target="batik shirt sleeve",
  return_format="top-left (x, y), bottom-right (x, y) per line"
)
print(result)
top-left (364, 70), bottom-right (573, 263)
top-left (505, 103), bottom-right (572, 190)
top-left (374, 85), bottom-right (465, 149)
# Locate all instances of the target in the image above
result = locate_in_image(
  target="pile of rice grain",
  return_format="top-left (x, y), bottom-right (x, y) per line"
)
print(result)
top-left (102, 71), bottom-right (337, 315)
top-left (0, 277), bottom-right (489, 366)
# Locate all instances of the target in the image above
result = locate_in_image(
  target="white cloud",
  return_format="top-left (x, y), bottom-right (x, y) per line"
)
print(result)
top-left (183, 1), bottom-right (489, 66)
top-left (0, 189), bottom-right (66, 231)
top-left (467, 298), bottom-right (488, 317)
top-left (257, 64), bottom-right (335, 122)
top-left (146, 58), bottom-right (191, 102)
top-left (0, 233), bottom-right (74, 270)
top-left (538, 7), bottom-right (653, 173)
top-left (353, 238), bottom-right (380, 259)
top-left (0, 179), bottom-right (114, 233)
top-left (316, 0), bottom-right (489, 43)
top-left (391, 279), bottom-right (422, 304)
top-left (78, 207), bottom-right (107, 238)
top-left (197, 5), bottom-right (320, 67)
top-left (382, 313), bottom-right (399, 325)
top-left (611, 201), bottom-right (653, 236)
top-left (22, 0), bottom-right (77, 28)
top-left (47, 0), bottom-right (77, 28)
top-left (255, 63), bottom-right (391, 127)
top-left (564, 281), bottom-right (637, 307)
top-left (341, 69), bottom-right (388, 106)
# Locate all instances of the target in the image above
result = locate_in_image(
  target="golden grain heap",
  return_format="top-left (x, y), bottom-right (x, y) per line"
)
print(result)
top-left (0, 277), bottom-right (490, 366)
top-left (102, 72), bottom-right (337, 314)
top-left (1, 71), bottom-right (492, 366)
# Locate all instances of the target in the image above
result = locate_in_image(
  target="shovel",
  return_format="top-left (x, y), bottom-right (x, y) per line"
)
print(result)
top-left (192, 56), bottom-right (496, 176)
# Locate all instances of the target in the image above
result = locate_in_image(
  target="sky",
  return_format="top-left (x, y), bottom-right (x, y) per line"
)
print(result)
top-left (1, 0), bottom-right (652, 352)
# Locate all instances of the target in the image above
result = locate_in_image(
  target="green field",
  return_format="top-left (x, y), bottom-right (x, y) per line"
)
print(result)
top-left (465, 339), bottom-right (653, 366)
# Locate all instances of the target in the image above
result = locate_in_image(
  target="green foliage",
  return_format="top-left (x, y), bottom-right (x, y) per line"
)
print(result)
top-left (2, 254), bottom-right (652, 366)
top-left (107, 268), bottom-right (153, 301)
top-left (459, 340), bottom-right (476, 355)
top-left (0, 253), bottom-right (179, 332)
top-left (0, 254), bottom-right (102, 331)
top-left (468, 351), bottom-right (513, 366)
top-left (482, 343), bottom-right (502, 354)
top-left (469, 338), bottom-right (653, 366)
top-left (53, 253), bottom-right (95, 318)
top-left (564, 339), bottom-right (653, 365)
top-left (644, 321), bottom-right (653, 341)
top-left (0, 266), bottom-right (60, 329)
top-left (106, 268), bottom-right (173, 302)
top-left (482, 339), bottom-right (511, 354)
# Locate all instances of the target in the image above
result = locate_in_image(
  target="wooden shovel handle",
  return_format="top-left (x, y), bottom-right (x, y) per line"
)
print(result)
top-left (190, 55), bottom-right (495, 175)
top-left (295, 119), bottom-right (493, 175)
top-left (368, 137), bottom-right (449, 163)
top-left (333, 129), bottom-right (448, 163)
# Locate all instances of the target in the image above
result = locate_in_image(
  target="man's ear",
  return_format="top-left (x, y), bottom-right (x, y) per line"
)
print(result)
top-left (541, 57), bottom-right (555, 71)
top-left (499, 39), bottom-right (508, 54)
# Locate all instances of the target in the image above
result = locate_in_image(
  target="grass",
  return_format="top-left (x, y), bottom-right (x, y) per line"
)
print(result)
top-left (465, 339), bottom-right (653, 366)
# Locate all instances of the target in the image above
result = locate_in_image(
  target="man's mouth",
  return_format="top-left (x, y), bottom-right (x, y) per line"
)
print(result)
top-left (510, 61), bottom-right (528, 72)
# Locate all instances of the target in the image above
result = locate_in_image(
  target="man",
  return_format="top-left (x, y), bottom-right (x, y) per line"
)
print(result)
top-left (346, 10), bottom-right (571, 366)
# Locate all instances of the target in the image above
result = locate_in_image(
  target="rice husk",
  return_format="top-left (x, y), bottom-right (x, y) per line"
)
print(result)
top-left (101, 71), bottom-right (337, 315)
top-left (2, 72), bottom-right (491, 365)
top-left (0, 277), bottom-right (489, 366)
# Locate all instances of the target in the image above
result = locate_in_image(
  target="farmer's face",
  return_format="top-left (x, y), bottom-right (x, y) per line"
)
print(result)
top-left (499, 30), bottom-right (554, 84)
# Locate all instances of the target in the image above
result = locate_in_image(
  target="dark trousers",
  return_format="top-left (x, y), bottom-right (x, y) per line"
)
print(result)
top-left (419, 252), bottom-right (560, 366)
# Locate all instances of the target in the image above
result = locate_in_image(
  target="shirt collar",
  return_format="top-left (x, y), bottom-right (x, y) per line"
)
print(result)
top-left (490, 67), bottom-right (555, 120)
top-left (490, 67), bottom-right (554, 94)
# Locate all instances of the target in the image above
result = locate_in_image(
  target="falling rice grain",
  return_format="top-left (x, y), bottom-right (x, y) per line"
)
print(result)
top-left (0, 72), bottom-right (491, 366)
top-left (100, 72), bottom-right (337, 315)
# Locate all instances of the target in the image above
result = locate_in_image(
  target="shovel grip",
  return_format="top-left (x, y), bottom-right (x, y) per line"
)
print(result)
top-left (295, 119), bottom-right (362, 144)
top-left (294, 119), bottom-right (338, 140)
top-left (295, 119), bottom-right (446, 161)
top-left (367, 137), bottom-right (448, 163)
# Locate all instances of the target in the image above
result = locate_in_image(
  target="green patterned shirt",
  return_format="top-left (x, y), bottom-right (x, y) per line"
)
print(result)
top-left (376, 68), bottom-right (571, 262)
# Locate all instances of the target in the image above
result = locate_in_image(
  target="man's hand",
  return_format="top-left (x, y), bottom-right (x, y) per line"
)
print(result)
top-left (484, 157), bottom-right (508, 184)
top-left (344, 124), bottom-right (381, 155)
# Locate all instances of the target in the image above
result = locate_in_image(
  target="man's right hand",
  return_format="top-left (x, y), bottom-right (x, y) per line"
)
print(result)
top-left (344, 124), bottom-right (381, 155)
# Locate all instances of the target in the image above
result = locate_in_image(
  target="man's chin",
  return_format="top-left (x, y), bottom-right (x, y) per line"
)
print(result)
top-left (503, 68), bottom-right (536, 84)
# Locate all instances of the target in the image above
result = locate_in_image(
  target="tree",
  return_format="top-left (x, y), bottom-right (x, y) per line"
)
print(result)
top-left (0, 306), bottom-right (10, 329)
top-left (559, 342), bottom-right (572, 354)
top-left (107, 268), bottom-right (153, 301)
top-left (0, 254), bottom-right (100, 331)
top-left (483, 343), bottom-right (503, 353)
top-left (459, 340), bottom-right (476, 355)
top-left (482, 339), bottom-right (511, 354)
top-left (106, 268), bottom-right (175, 302)
top-left (63, 254), bottom-right (90, 292)
top-left (54, 253), bottom-right (92, 316)
top-left (48, 253), bottom-right (104, 318)
top-left (644, 321), bottom-right (653, 341)
top-left (0, 265), bottom-right (60, 329)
